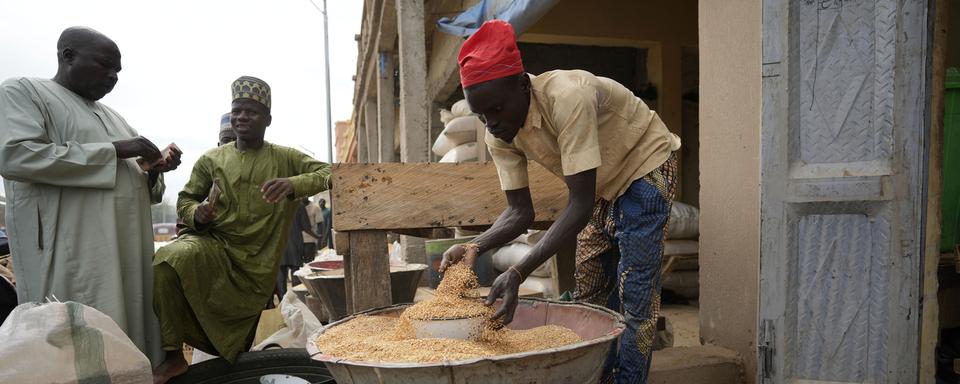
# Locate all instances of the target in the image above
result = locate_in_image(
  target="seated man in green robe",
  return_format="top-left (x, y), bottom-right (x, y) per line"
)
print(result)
top-left (151, 76), bottom-right (330, 383)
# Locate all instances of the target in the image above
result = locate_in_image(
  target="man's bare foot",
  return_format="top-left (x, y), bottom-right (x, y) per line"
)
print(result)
top-left (152, 350), bottom-right (188, 384)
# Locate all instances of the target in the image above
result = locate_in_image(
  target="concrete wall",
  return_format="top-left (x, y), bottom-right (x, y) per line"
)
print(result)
top-left (698, 1), bottom-right (761, 383)
top-left (526, 0), bottom-right (696, 140)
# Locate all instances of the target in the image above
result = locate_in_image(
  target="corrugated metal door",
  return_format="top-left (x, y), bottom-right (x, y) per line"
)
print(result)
top-left (760, 0), bottom-right (930, 383)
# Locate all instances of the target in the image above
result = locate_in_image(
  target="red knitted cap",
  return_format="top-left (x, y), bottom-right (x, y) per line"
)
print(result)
top-left (458, 20), bottom-right (524, 89)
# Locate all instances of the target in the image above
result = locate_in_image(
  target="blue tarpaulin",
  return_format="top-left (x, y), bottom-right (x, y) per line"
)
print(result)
top-left (436, 0), bottom-right (559, 37)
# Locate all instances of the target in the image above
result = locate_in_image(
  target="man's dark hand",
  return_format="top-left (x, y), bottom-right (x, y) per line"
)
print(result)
top-left (439, 243), bottom-right (480, 273)
top-left (485, 267), bottom-right (524, 326)
top-left (113, 137), bottom-right (161, 161)
top-left (261, 178), bottom-right (295, 204)
top-left (153, 144), bottom-right (183, 173)
top-left (194, 202), bottom-right (216, 225)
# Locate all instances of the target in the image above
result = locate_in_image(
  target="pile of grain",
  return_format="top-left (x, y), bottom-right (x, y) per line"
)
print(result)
top-left (314, 315), bottom-right (581, 363)
top-left (313, 262), bottom-right (583, 363)
top-left (402, 263), bottom-right (491, 320)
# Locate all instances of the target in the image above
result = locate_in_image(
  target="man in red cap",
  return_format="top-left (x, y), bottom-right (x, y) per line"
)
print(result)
top-left (440, 19), bottom-right (681, 383)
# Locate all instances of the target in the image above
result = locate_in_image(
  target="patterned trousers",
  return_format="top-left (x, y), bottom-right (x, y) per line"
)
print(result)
top-left (574, 154), bottom-right (677, 384)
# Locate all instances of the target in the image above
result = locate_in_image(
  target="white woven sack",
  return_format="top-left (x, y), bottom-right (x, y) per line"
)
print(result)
top-left (491, 243), bottom-right (553, 278)
top-left (433, 116), bottom-right (482, 156)
top-left (439, 142), bottom-right (478, 163)
top-left (667, 201), bottom-right (700, 239)
top-left (439, 108), bottom-right (455, 125)
top-left (0, 301), bottom-right (152, 384)
top-left (520, 276), bottom-right (557, 298)
top-left (451, 99), bottom-right (472, 117)
top-left (432, 134), bottom-right (457, 157)
top-left (445, 115), bottom-right (482, 142)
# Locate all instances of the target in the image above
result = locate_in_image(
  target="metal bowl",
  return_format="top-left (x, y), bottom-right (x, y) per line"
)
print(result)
top-left (308, 298), bottom-right (625, 384)
top-left (410, 314), bottom-right (485, 340)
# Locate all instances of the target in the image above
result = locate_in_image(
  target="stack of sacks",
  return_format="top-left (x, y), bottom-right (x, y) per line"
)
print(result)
top-left (435, 99), bottom-right (484, 163)
top-left (490, 230), bottom-right (558, 298)
top-left (662, 201), bottom-right (701, 301)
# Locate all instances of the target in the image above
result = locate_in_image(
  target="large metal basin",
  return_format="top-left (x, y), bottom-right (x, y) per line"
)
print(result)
top-left (300, 264), bottom-right (427, 322)
top-left (307, 298), bottom-right (625, 383)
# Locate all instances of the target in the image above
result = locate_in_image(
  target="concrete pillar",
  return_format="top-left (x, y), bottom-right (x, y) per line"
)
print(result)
top-left (356, 113), bottom-right (368, 163)
top-left (377, 52), bottom-right (397, 163)
top-left (364, 99), bottom-right (378, 163)
top-left (400, 235), bottom-right (426, 268)
top-left (396, 0), bottom-right (430, 162)
top-left (698, 0), bottom-right (761, 383)
top-left (428, 101), bottom-right (444, 162)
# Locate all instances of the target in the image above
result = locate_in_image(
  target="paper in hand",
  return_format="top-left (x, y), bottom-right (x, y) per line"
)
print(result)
top-left (138, 143), bottom-right (183, 172)
top-left (208, 178), bottom-right (222, 207)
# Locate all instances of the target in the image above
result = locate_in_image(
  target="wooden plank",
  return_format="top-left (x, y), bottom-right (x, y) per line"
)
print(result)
top-left (397, 0), bottom-right (430, 162)
top-left (333, 231), bottom-right (351, 257)
top-left (330, 162), bottom-right (568, 231)
top-left (347, 230), bottom-right (391, 313)
top-left (922, 0), bottom-right (949, 380)
top-left (333, 231), bottom-right (352, 312)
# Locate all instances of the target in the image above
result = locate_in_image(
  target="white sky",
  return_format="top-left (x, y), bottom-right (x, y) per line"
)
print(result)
top-left (0, 0), bottom-right (363, 201)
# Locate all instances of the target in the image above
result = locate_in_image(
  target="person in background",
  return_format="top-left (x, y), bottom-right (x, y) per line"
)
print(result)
top-left (278, 197), bottom-right (320, 298)
top-left (318, 198), bottom-right (332, 248)
top-left (304, 196), bottom-right (322, 258)
top-left (0, 26), bottom-right (182, 364)
top-left (218, 112), bottom-right (236, 147)
top-left (174, 112), bottom-right (239, 238)
top-left (150, 76), bottom-right (329, 383)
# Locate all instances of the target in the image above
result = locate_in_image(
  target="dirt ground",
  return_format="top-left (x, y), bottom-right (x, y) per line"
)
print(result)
top-left (662, 302), bottom-right (700, 347)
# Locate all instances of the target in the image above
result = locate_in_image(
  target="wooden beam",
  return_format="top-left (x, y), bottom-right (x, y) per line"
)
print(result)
top-left (922, 0), bottom-right (949, 380)
top-left (397, 0), bottom-right (430, 162)
top-left (347, 230), bottom-right (392, 313)
top-left (330, 162), bottom-right (568, 231)
top-left (333, 231), bottom-right (352, 311)
top-left (377, 52), bottom-right (397, 162)
top-left (364, 99), bottom-right (378, 162)
top-left (333, 231), bottom-right (351, 257)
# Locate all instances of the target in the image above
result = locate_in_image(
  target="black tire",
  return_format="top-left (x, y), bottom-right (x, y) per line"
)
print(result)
top-left (0, 276), bottom-right (15, 326)
top-left (169, 348), bottom-right (335, 384)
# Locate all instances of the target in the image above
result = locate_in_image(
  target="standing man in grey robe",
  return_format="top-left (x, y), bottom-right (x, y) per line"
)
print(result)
top-left (0, 27), bottom-right (182, 364)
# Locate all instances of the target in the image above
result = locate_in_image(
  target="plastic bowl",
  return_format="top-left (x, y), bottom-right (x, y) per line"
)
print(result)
top-left (410, 315), bottom-right (485, 340)
top-left (308, 260), bottom-right (343, 272)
